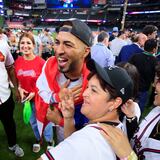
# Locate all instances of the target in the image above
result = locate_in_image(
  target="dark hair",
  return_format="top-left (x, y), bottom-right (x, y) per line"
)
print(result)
top-left (143, 25), bottom-right (158, 36)
top-left (18, 32), bottom-right (35, 47)
top-left (117, 62), bottom-right (139, 100)
top-left (144, 39), bottom-right (158, 52)
top-left (97, 31), bottom-right (109, 43)
top-left (131, 33), bottom-right (139, 43)
top-left (99, 26), bottom-right (107, 32)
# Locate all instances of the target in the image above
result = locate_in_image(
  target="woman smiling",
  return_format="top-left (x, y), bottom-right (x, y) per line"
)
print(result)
top-left (38, 59), bottom-right (134, 160)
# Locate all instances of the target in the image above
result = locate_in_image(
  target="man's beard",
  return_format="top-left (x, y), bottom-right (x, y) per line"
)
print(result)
top-left (59, 61), bottom-right (77, 74)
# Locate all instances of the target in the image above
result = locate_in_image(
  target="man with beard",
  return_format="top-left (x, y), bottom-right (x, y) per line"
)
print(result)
top-left (36, 19), bottom-right (93, 142)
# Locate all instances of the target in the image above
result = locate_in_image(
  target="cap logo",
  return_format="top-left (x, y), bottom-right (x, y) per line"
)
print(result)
top-left (108, 66), bottom-right (118, 70)
top-left (120, 88), bottom-right (125, 95)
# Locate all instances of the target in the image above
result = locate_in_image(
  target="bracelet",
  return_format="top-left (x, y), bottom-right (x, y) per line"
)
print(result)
top-left (120, 151), bottom-right (138, 160)
top-left (126, 116), bottom-right (137, 123)
top-left (128, 151), bottom-right (138, 160)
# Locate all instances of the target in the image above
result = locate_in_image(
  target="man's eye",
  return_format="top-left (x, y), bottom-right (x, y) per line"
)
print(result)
top-left (54, 41), bottom-right (59, 45)
top-left (65, 43), bottom-right (72, 47)
top-left (91, 88), bottom-right (96, 93)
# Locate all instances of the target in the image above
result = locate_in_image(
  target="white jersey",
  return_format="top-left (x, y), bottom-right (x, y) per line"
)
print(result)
top-left (41, 123), bottom-right (123, 160)
top-left (131, 106), bottom-right (160, 160)
top-left (0, 40), bottom-right (14, 104)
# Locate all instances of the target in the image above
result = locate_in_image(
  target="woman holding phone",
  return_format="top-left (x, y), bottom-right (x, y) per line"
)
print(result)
top-left (15, 32), bottom-right (53, 153)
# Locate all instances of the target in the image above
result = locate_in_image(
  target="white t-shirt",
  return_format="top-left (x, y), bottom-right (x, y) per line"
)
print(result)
top-left (41, 123), bottom-right (123, 160)
top-left (0, 40), bottom-right (14, 104)
top-left (110, 38), bottom-right (127, 57)
top-left (131, 107), bottom-right (160, 160)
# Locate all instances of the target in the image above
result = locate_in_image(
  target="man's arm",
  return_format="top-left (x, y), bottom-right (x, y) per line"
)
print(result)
top-left (7, 65), bottom-right (18, 90)
top-left (6, 64), bottom-right (20, 101)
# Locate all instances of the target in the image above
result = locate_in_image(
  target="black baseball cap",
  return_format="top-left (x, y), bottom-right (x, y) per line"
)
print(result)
top-left (57, 19), bottom-right (93, 47)
top-left (87, 59), bottom-right (134, 103)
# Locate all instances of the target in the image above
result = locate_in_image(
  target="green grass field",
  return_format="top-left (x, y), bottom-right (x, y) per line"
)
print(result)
top-left (0, 99), bottom-right (47, 160)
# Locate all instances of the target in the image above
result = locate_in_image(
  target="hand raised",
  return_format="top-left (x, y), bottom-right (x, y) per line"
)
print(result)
top-left (70, 84), bottom-right (82, 101)
top-left (59, 88), bottom-right (75, 119)
top-left (59, 79), bottom-right (70, 100)
top-left (59, 79), bottom-right (82, 102)
top-left (121, 99), bottom-right (136, 118)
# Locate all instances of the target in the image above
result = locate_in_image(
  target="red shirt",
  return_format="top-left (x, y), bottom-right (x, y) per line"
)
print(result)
top-left (15, 56), bottom-right (45, 93)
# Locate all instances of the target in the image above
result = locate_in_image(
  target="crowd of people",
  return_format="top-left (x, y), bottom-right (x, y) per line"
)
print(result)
top-left (0, 19), bottom-right (160, 160)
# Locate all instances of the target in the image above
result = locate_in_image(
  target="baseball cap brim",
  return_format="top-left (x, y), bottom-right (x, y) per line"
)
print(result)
top-left (87, 59), bottom-right (114, 88)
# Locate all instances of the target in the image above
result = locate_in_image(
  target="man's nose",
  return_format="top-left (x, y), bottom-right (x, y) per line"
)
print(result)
top-left (55, 44), bottom-right (65, 55)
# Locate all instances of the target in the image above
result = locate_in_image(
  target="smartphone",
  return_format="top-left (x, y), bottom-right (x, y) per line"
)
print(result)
top-left (21, 97), bottom-right (28, 103)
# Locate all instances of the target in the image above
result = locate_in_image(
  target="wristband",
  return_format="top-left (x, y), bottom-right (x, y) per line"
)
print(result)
top-left (126, 116), bottom-right (137, 123)
top-left (120, 151), bottom-right (138, 160)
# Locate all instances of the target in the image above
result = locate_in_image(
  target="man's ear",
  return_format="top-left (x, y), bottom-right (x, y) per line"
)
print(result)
top-left (83, 47), bottom-right (90, 59)
top-left (103, 38), bottom-right (109, 46)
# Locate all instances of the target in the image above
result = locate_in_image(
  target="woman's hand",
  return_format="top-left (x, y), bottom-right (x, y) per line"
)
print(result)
top-left (18, 86), bottom-right (29, 101)
top-left (121, 99), bottom-right (136, 118)
top-left (18, 86), bottom-right (35, 102)
top-left (98, 124), bottom-right (133, 159)
top-left (25, 92), bottom-right (35, 101)
top-left (59, 88), bottom-right (75, 119)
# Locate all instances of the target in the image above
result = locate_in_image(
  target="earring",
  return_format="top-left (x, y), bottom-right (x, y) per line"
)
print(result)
top-left (108, 107), bottom-right (113, 112)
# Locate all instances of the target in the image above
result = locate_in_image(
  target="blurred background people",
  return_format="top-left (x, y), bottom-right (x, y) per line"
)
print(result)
top-left (91, 31), bottom-right (115, 67)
